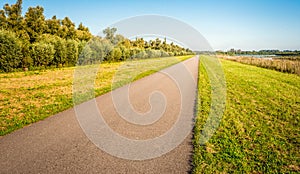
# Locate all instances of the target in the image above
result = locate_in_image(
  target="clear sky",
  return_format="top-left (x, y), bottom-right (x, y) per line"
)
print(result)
top-left (2, 0), bottom-right (300, 51)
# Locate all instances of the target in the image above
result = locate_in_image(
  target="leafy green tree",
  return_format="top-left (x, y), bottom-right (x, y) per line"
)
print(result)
top-left (61, 17), bottom-right (76, 40)
top-left (24, 6), bottom-right (46, 42)
top-left (103, 27), bottom-right (117, 43)
top-left (3, 0), bottom-right (23, 32)
top-left (52, 37), bottom-right (67, 66)
top-left (119, 45), bottom-right (130, 60)
top-left (45, 15), bottom-right (61, 36)
top-left (0, 9), bottom-right (7, 30)
top-left (0, 0), bottom-right (94, 71)
top-left (65, 39), bottom-right (78, 66)
top-left (20, 40), bottom-right (32, 69)
top-left (110, 47), bottom-right (122, 61)
top-left (113, 34), bottom-right (125, 45)
top-left (132, 38), bottom-right (145, 48)
top-left (76, 22), bottom-right (92, 41)
top-left (37, 34), bottom-right (67, 67)
top-left (78, 40), bottom-right (87, 56)
top-left (154, 38), bottom-right (161, 50)
top-left (78, 44), bottom-right (92, 65)
top-left (0, 30), bottom-right (23, 72)
top-left (31, 42), bottom-right (55, 67)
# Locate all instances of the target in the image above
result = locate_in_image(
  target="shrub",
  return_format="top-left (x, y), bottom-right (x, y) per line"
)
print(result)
top-left (37, 34), bottom-right (67, 66)
top-left (30, 42), bottom-right (55, 67)
top-left (65, 39), bottom-right (78, 66)
top-left (0, 30), bottom-right (23, 72)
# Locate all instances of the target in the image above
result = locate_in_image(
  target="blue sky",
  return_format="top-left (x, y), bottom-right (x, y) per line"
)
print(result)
top-left (2, 0), bottom-right (300, 51)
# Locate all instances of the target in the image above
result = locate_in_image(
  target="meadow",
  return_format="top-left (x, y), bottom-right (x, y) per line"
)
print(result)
top-left (0, 55), bottom-right (192, 136)
top-left (193, 56), bottom-right (300, 173)
top-left (220, 55), bottom-right (300, 75)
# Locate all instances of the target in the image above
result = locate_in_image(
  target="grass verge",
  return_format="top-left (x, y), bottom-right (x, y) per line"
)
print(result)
top-left (0, 55), bottom-right (193, 136)
top-left (193, 55), bottom-right (300, 173)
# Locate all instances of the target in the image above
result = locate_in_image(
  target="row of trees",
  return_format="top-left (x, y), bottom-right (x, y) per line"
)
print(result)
top-left (0, 0), bottom-right (193, 72)
top-left (79, 28), bottom-right (193, 64)
top-left (0, 0), bottom-right (91, 42)
top-left (0, 30), bottom-right (88, 72)
top-left (217, 49), bottom-right (300, 56)
top-left (0, 0), bottom-right (91, 72)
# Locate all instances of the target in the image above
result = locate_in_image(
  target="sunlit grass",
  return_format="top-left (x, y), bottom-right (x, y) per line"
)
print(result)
top-left (221, 55), bottom-right (300, 75)
top-left (0, 55), bottom-right (193, 136)
top-left (193, 56), bottom-right (300, 173)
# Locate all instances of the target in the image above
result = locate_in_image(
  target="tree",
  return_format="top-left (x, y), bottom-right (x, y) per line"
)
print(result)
top-left (113, 34), bottom-right (125, 45)
top-left (119, 45), bottom-right (130, 60)
top-left (78, 44), bottom-right (92, 65)
top-left (3, 0), bottom-right (23, 32)
top-left (0, 9), bottom-right (7, 30)
top-left (76, 22), bottom-right (92, 41)
top-left (37, 34), bottom-right (67, 67)
top-left (154, 38), bottom-right (161, 50)
top-left (0, 0), bottom-right (93, 71)
top-left (45, 15), bottom-right (61, 36)
top-left (61, 17), bottom-right (76, 40)
top-left (77, 22), bottom-right (88, 32)
top-left (24, 6), bottom-right (46, 43)
top-left (103, 27), bottom-right (117, 42)
top-left (132, 38), bottom-right (145, 48)
top-left (0, 30), bottom-right (23, 72)
top-left (31, 42), bottom-right (55, 67)
top-left (65, 39), bottom-right (78, 66)
top-left (109, 47), bottom-right (122, 61)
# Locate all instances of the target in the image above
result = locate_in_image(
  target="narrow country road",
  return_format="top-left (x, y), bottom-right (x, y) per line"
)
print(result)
top-left (0, 56), bottom-right (199, 174)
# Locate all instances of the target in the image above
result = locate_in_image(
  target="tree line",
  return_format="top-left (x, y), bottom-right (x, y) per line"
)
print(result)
top-left (0, 0), bottom-right (91, 72)
top-left (79, 28), bottom-right (193, 65)
top-left (0, 0), bottom-right (193, 72)
top-left (217, 49), bottom-right (300, 56)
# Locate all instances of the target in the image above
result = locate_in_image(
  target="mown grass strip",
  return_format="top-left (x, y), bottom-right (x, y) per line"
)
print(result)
top-left (0, 55), bottom-right (193, 136)
top-left (193, 56), bottom-right (300, 173)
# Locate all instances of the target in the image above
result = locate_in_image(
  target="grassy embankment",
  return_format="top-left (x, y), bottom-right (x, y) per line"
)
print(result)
top-left (0, 55), bottom-right (193, 136)
top-left (193, 56), bottom-right (299, 173)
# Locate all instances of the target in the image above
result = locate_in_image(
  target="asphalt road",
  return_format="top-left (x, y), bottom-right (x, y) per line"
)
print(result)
top-left (0, 56), bottom-right (199, 174)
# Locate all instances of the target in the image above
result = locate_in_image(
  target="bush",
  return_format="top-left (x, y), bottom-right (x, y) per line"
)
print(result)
top-left (66, 39), bottom-right (78, 66)
top-left (119, 45), bottom-right (130, 61)
top-left (78, 44), bottom-right (92, 65)
top-left (30, 42), bottom-right (55, 67)
top-left (0, 30), bottom-right (23, 72)
top-left (37, 34), bottom-right (67, 66)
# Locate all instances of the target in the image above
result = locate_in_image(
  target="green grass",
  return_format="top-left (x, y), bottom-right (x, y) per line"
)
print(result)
top-left (0, 55), bottom-right (193, 136)
top-left (193, 55), bottom-right (300, 173)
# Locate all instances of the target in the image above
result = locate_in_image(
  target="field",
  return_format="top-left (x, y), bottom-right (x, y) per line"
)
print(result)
top-left (0, 55), bottom-right (192, 136)
top-left (193, 56), bottom-right (300, 173)
top-left (220, 55), bottom-right (300, 75)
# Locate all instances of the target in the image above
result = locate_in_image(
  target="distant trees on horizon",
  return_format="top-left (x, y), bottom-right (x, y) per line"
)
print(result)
top-left (216, 48), bottom-right (300, 56)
